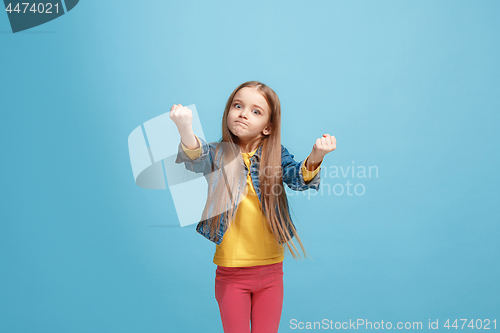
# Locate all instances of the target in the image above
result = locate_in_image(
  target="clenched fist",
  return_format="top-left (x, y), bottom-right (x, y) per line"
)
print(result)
top-left (312, 134), bottom-right (337, 157)
top-left (169, 104), bottom-right (193, 132)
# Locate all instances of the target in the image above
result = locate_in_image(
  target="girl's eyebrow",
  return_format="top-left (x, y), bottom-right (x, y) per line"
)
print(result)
top-left (233, 99), bottom-right (265, 113)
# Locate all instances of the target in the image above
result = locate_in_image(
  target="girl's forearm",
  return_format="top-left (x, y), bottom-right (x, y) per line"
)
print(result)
top-left (179, 128), bottom-right (199, 150)
top-left (305, 152), bottom-right (323, 171)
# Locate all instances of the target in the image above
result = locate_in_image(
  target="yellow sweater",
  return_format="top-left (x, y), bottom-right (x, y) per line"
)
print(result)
top-left (181, 135), bottom-right (321, 267)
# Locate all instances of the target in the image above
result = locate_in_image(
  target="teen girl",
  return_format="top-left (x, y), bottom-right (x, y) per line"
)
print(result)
top-left (170, 81), bottom-right (336, 333)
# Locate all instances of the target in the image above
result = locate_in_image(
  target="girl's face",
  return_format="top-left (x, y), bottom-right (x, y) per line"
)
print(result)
top-left (227, 87), bottom-right (272, 146)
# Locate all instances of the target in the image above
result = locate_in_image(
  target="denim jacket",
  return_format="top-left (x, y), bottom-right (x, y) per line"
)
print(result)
top-left (174, 137), bottom-right (321, 245)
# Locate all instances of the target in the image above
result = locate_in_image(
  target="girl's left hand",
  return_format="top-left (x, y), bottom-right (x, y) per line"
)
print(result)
top-left (313, 134), bottom-right (337, 157)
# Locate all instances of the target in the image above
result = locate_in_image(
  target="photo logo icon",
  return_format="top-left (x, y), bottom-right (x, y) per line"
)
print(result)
top-left (4, 0), bottom-right (79, 33)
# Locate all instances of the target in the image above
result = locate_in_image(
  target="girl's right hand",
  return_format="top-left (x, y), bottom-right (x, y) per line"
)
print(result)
top-left (169, 104), bottom-right (193, 132)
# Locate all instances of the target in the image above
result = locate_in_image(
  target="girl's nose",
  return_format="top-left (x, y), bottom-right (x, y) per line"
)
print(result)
top-left (240, 108), bottom-right (250, 118)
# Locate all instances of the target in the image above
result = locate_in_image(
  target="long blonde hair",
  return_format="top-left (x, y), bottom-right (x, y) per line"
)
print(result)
top-left (203, 81), bottom-right (310, 259)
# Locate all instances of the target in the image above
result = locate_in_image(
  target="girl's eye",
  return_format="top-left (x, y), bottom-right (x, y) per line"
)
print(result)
top-left (234, 103), bottom-right (260, 115)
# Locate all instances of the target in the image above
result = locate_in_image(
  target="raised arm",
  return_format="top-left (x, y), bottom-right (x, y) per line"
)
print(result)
top-left (305, 134), bottom-right (336, 171)
top-left (170, 104), bottom-right (214, 176)
top-left (282, 134), bottom-right (336, 191)
top-left (170, 104), bottom-right (199, 149)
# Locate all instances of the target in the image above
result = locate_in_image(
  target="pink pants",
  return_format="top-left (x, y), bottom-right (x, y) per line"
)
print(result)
top-left (215, 261), bottom-right (284, 333)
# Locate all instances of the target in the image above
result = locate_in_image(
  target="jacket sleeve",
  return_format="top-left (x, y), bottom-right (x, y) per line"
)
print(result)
top-left (302, 155), bottom-right (322, 182)
top-left (180, 135), bottom-right (203, 160)
top-left (281, 145), bottom-right (321, 191)
top-left (174, 135), bottom-right (214, 177)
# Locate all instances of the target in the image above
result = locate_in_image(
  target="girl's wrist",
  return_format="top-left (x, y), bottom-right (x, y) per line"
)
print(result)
top-left (178, 127), bottom-right (194, 141)
top-left (306, 153), bottom-right (323, 171)
top-left (179, 128), bottom-right (198, 150)
top-left (309, 151), bottom-right (324, 164)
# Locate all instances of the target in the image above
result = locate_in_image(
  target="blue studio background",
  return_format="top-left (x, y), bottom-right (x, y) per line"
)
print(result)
top-left (1, 1), bottom-right (499, 332)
